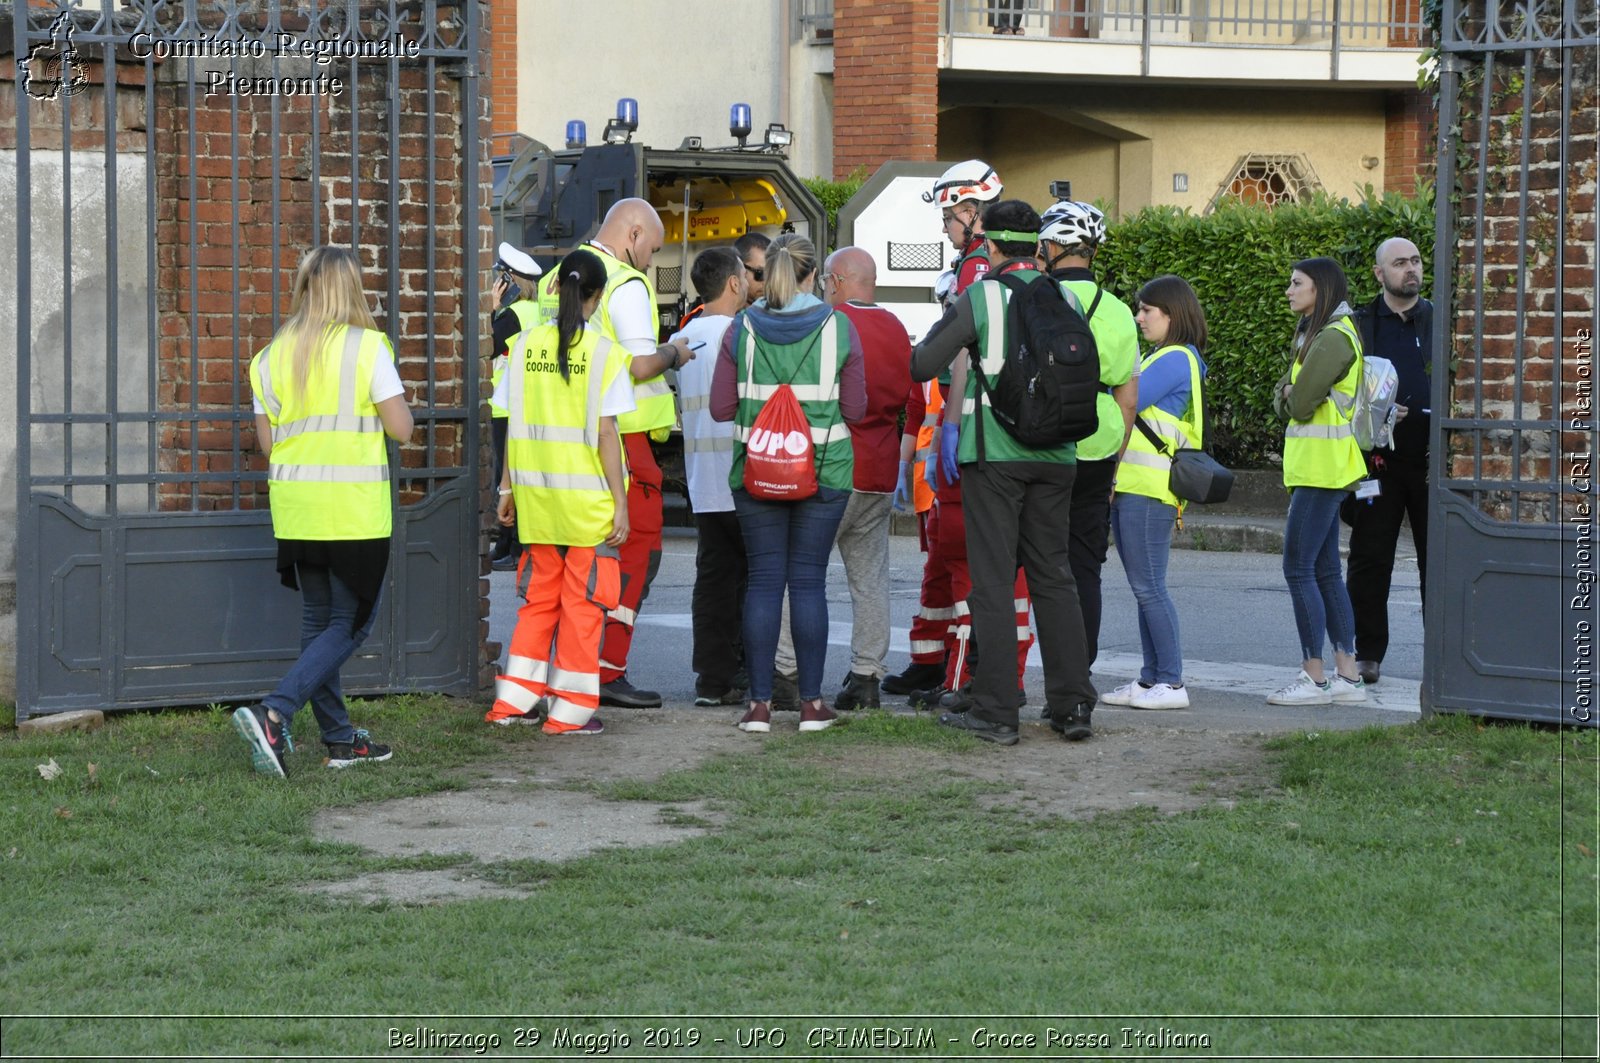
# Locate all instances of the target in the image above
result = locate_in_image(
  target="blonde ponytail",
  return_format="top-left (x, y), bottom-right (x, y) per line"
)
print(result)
top-left (761, 233), bottom-right (817, 310)
top-left (276, 246), bottom-right (379, 396)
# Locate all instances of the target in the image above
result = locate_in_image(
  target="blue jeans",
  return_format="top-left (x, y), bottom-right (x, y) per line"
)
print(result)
top-left (733, 486), bottom-right (849, 702)
top-left (1111, 492), bottom-right (1183, 685)
top-left (1282, 486), bottom-right (1357, 663)
top-left (262, 564), bottom-right (378, 744)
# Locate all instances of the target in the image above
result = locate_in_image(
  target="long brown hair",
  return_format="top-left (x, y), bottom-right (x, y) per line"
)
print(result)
top-left (1136, 274), bottom-right (1208, 352)
top-left (277, 247), bottom-right (378, 395)
top-left (1291, 257), bottom-right (1349, 362)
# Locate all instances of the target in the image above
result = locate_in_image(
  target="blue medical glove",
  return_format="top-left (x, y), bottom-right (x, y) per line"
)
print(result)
top-left (893, 461), bottom-right (912, 511)
top-left (939, 422), bottom-right (961, 485)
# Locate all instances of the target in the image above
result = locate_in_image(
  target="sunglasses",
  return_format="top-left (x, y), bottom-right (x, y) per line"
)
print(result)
top-left (743, 264), bottom-right (765, 281)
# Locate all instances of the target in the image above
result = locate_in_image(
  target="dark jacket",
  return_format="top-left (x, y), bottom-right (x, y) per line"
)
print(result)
top-left (1351, 293), bottom-right (1433, 460)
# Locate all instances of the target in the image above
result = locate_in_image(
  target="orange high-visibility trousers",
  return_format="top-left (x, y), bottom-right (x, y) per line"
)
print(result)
top-left (488, 543), bottom-right (621, 733)
top-left (599, 431), bottom-right (663, 683)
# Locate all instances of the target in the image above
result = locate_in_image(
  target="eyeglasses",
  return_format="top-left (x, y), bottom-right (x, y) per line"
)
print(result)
top-left (744, 264), bottom-right (765, 281)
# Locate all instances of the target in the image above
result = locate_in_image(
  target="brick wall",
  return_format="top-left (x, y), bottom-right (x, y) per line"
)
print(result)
top-left (1384, 87), bottom-right (1434, 194)
top-left (489, 0), bottom-right (517, 140)
top-left (831, 0), bottom-right (939, 179)
top-left (1447, 35), bottom-right (1597, 523)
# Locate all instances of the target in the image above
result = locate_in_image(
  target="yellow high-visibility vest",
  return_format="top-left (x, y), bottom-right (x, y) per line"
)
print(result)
top-left (1117, 344), bottom-right (1203, 510)
top-left (491, 298), bottom-right (542, 418)
top-left (504, 322), bottom-right (628, 547)
top-left (539, 244), bottom-right (673, 436)
top-left (1283, 316), bottom-right (1366, 489)
top-left (250, 324), bottom-right (393, 540)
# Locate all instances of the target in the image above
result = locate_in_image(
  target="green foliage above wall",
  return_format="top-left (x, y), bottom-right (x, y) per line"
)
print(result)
top-left (1093, 187), bottom-right (1437, 468)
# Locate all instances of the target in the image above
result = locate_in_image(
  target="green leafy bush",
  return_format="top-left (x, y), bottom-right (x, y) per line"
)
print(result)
top-left (803, 171), bottom-right (867, 236)
top-left (1094, 187), bottom-right (1436, 468)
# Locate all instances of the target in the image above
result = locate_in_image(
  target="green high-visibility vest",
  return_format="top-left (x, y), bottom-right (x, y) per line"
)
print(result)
top-left (1283, 315), bottom-right (1366, 489)
top-left (250, 324), bottom-right (393, 540)
top-left (1058, 278), bottom-right (1138, 462)
top-left (728, 309), bottom-right (855, 493)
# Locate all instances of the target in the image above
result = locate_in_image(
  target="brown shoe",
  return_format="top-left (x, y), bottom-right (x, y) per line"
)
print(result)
top-left (798, 698), bottom-right (838, 733)
top-left (737, 701), bottom-right (772, 734)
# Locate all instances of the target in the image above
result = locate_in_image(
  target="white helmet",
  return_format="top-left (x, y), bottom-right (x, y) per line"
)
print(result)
top-left (923, 160), bottom-right (1004, 210)
top-left (933, 269), bottom-right (958, 308)
top-left (1038, 201), bottom-right (1106, 248)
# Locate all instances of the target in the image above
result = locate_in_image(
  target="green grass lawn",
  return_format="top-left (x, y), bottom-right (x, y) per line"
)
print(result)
top-left (0, 698), bottom-right (1594, 1059)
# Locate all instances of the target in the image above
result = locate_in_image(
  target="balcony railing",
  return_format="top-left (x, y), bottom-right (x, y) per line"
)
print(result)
top-left (946, 0), bottom-right (1424, 49)
top-left (799, 0), bottom-right (835, 41)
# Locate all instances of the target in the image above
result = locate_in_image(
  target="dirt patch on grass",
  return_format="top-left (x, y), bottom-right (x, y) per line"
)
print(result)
top-left (310, 710), bottom-right (1277, 903)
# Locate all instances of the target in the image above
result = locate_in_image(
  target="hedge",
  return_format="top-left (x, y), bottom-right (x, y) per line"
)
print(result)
top-left (803, 177), bottom-right (1433, 469)
top-left (1082, 187), bottom-right (1436, 468)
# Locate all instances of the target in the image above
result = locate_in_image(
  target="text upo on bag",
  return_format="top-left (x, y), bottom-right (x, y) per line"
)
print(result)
top-left (742, 382), bottom-right (818, 501)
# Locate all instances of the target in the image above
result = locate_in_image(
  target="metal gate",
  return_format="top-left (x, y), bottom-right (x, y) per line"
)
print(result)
top-left (1427, 0), bottom-right (1598, 724)
top-left (10, 0), bottom-right (486, 719)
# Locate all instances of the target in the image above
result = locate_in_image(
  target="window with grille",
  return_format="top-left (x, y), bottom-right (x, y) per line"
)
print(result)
top-left (1208, 153), bottom-right (1323, 212)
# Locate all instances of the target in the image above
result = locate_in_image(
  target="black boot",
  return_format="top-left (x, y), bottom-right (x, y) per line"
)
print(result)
top-left (1048, 701), bottom-right (1093, 742)
top-left (882, 660), bottom-right (944, 695)
top-left (835, 672), bottom-right (881, 712)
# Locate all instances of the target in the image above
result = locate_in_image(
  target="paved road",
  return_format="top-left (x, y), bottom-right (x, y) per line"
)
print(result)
top-left (486, 526), bottom-right (1425, 734)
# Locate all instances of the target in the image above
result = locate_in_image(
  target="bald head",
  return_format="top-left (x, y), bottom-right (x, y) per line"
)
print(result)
top-left (1373, 236), bottom-right (1424, 310)
top-left (822, 246), bottom-right (877, 307)
top-left (595, 198), bottom-right (665, 270)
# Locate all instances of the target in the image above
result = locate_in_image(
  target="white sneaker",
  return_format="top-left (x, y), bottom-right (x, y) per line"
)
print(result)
top-left (1100, 681), bottom-right (1145, 706)
top-left (1131, 682), bottom-right (1190, 709)
top-left (1329, 673), bottom-right (1368, 703)
top-left (1267, 670), bottom-right (1333, 706)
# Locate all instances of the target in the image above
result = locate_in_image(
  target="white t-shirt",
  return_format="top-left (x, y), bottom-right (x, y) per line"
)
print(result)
top-left (490, 344), bottom-right (637, 417)
top-left (251, 329), bottom-right (404, 414)
top-left (671, 313), bottom-right (736, 513)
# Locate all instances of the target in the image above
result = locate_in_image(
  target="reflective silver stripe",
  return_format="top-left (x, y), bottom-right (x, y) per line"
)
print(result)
top-left (680, 393), bottom-right (711, 413)
top-left (636, 375), bottom-right (672, 399)
top-left (1286, 423), bottom-right (1355, 440)
top-left (816, 314), bottom-right (839, 394)
top-left (548, 666), bottom-right (600, 697)
top-left (504, 654), bottom-right (550, 684)
top-left (918, 605), bottom-right (958, 621)
top-left (494, 677), bottom-right (543, 711)
top-left (338, 326), bottom-right (362, 417)
top-left (270, 463), bottom-right (389, 483)
top-left (609, 604), bottom-right (638, 626)
top-left (920, 411), bottom-right (940, 430)
top-left (545, 697), bottom-right (596, 727)
top-left (599, 656), bottom-right (627, 672)
top-left (684, 435), bottom-right (733, 454)
top-left (510, 469), bottom-right (610, 491)
top-left (953, 601), bottom-right (970, 617)
top-left (507, 425), bottom-right (591, 444)
top-left (1120, 449), bottom-right (1173, 473)
top-left (1016, 625), bottom-right (1032, 640)
top-left (961, 397), bottom-right (978, 416)
top-left (910, 640), bottom-right (945, 655)
top-left (1328, 388), bottom-right (1356, 416)
top-left (978, 282), bottom-right (1008, 378)
top-left (273, 413), bottom-right (383, 441)
top-left (737, 382), bottom-right (837, 402)
top-left (913, 447), bottom-right (931, 462)
top-left (1013, 598), bottom-right (1029, 611)
top-left (255, 349), bottom-right (282, 419)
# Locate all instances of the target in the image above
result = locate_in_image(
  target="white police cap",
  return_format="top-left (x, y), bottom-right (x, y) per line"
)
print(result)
top-left (496, 241), bottom-right (541, 280)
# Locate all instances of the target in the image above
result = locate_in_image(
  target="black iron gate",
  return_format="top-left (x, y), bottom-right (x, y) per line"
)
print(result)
top-left (10, 0), bottom-right (486, 719)
top-left (1427, 0), bottom-right (1598, 724)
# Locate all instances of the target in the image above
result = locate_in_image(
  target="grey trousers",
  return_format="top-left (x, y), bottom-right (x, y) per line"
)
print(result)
top-left (776, 490), bottom-right (894, 679)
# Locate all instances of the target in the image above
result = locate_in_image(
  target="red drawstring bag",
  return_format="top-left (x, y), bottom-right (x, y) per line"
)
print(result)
top-left (742, 383), bottom-right (817, 501)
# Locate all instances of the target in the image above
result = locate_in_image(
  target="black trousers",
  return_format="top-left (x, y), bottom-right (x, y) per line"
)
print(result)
top-left (1068, 457), bottom-right (1117, 668)
top-left (1345, 452), bottom-right (1428, 664)
top-left (961, 460), bottom-right (1097, 727)
top-left (692, 509), bottom-right (747, 692)
top-left (490, 416), bottom-right (520, 558)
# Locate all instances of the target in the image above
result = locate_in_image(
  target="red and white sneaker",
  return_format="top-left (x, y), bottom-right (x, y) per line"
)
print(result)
top-left (798, 699), bottom-right (838, 733)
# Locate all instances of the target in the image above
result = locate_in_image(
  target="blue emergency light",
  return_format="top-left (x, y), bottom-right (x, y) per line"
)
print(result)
top-left (730, 102), bottom-right (752, 146)
top-left (565, 120), bottom-right (586, 149)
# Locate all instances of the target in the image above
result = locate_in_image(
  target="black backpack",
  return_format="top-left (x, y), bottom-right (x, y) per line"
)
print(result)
top-left (969, 273), bottom-right (1101, 458)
